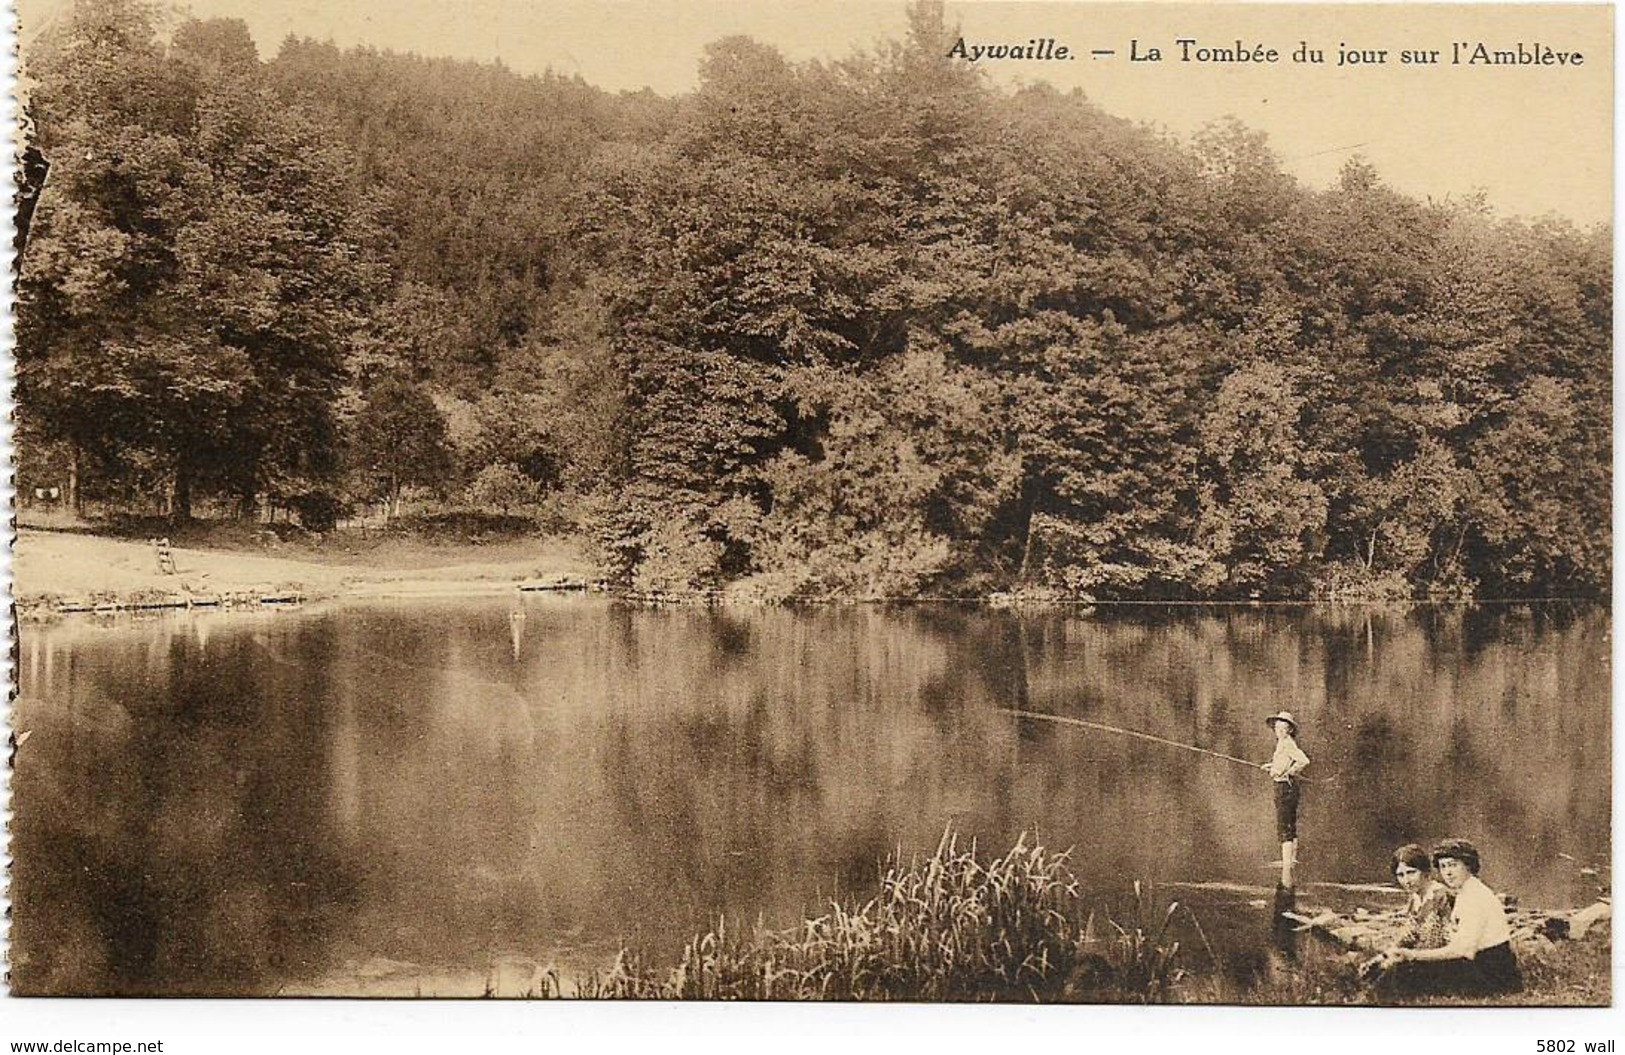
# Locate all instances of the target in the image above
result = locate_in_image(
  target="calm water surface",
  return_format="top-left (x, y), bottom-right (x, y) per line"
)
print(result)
top-left (11, 599), bottom-right (1610, 994)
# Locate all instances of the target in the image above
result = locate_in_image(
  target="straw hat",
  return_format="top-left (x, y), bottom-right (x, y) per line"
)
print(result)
top-left (1264, 711), bottom-right (1298, 734)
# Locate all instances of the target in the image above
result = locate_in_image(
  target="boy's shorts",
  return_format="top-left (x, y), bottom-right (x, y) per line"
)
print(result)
top-left (1274, 779), bottom-right (1300, 842)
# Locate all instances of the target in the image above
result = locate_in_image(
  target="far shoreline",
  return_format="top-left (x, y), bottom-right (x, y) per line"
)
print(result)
top-left (12, 524), bottom-right (599, 621)
top-left (13, 524), bottom-right (1609, 620)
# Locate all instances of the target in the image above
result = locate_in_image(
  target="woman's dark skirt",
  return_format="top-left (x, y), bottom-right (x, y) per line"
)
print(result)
top-left (1384, 942), bottom-right (1525, 1000)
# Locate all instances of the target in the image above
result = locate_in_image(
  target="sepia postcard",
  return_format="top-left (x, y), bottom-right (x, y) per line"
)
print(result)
top-left (4, 0), bottom-right (1613, 1043)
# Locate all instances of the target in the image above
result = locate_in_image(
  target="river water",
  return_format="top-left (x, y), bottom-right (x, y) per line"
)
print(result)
top-left (9, 598), bottom-right (1610, 995)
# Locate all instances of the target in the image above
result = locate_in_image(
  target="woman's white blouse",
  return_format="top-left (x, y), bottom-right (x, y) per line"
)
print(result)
top-left (1450, 875), bottom-right (1513, 954)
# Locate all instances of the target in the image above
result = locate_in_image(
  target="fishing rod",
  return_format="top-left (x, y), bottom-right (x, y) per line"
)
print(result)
top-left (998, 707), bottom-right (1278, 774)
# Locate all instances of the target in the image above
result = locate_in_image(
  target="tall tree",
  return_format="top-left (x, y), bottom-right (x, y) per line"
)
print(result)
top-left (18, 1), bottom-right (383, 517)
top-left (348, 378), bottom-right (454, 518)
top-left (1194, 362), bottom-right (1329, 597)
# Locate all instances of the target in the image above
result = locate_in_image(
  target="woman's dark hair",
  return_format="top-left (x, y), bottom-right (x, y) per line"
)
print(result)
top-left (1390, 843), bottom-right (1431, 876)
top-left (1431, 838), bottom-right (1482, 875)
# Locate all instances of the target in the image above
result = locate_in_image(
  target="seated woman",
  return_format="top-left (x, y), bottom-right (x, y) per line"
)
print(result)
top-left (1390, 843), bottom-right (1454, 950)
top-left (1378, 838), bottom-right (1524, 998)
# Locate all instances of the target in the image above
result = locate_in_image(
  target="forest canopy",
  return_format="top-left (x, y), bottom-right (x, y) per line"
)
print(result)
top-left (15, 0), bottom-right (1611, 601)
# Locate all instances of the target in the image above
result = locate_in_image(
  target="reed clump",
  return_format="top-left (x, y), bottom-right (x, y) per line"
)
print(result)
top-left (541, 830), bottom-right (1187, 1001)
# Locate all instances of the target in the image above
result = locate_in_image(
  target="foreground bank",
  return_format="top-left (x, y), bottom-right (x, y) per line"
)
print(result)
top-left (289, 834), bottom-right (1609, 1004)
top-left (566, 836), bottom-right (1608, 1004)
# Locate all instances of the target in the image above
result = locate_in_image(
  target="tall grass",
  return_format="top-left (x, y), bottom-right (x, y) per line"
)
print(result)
top-left (787, 830), bottom-right (1086, 1000)
top-left (530, 830), bottom-right (1188, 1001)
top-left (1095, 880), bottom-right (1188, 1002)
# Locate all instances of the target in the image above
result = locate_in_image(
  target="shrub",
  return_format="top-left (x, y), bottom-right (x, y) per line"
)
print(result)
top-left (287, 492), bottom-right (345, 533)
top-left (464, 462), bottom-right (544, 515)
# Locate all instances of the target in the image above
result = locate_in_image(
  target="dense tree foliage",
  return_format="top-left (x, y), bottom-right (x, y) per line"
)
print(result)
top-left (18, 2), bottom-right (385, 517)
top-left (17, 0), bottom-right (1609, 600)
top-left (347, 376), bottom-right (454, 516)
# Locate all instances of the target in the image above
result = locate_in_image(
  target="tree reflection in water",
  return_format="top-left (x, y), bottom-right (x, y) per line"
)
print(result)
top-left (9, 600), bottom-right (1609, 994)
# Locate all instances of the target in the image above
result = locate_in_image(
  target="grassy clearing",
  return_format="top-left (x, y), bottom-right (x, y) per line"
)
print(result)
top-left (513, 832), bottom-right (1608, 1004)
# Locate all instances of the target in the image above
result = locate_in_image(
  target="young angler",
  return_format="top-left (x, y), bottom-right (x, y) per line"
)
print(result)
top-left (1261, 711), bottom-right (1310, 873)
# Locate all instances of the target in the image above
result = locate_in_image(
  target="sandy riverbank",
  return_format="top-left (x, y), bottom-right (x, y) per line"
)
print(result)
top-left (13, 527), bottom-right (597, 612)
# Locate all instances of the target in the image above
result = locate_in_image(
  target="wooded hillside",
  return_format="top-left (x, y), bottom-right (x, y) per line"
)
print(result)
top-left (17, 0), bottom-right (1610, 600)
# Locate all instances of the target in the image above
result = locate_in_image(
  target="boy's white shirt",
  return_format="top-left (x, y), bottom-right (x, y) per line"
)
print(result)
top-left (1267, 737), bottom-right (1310, 781)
